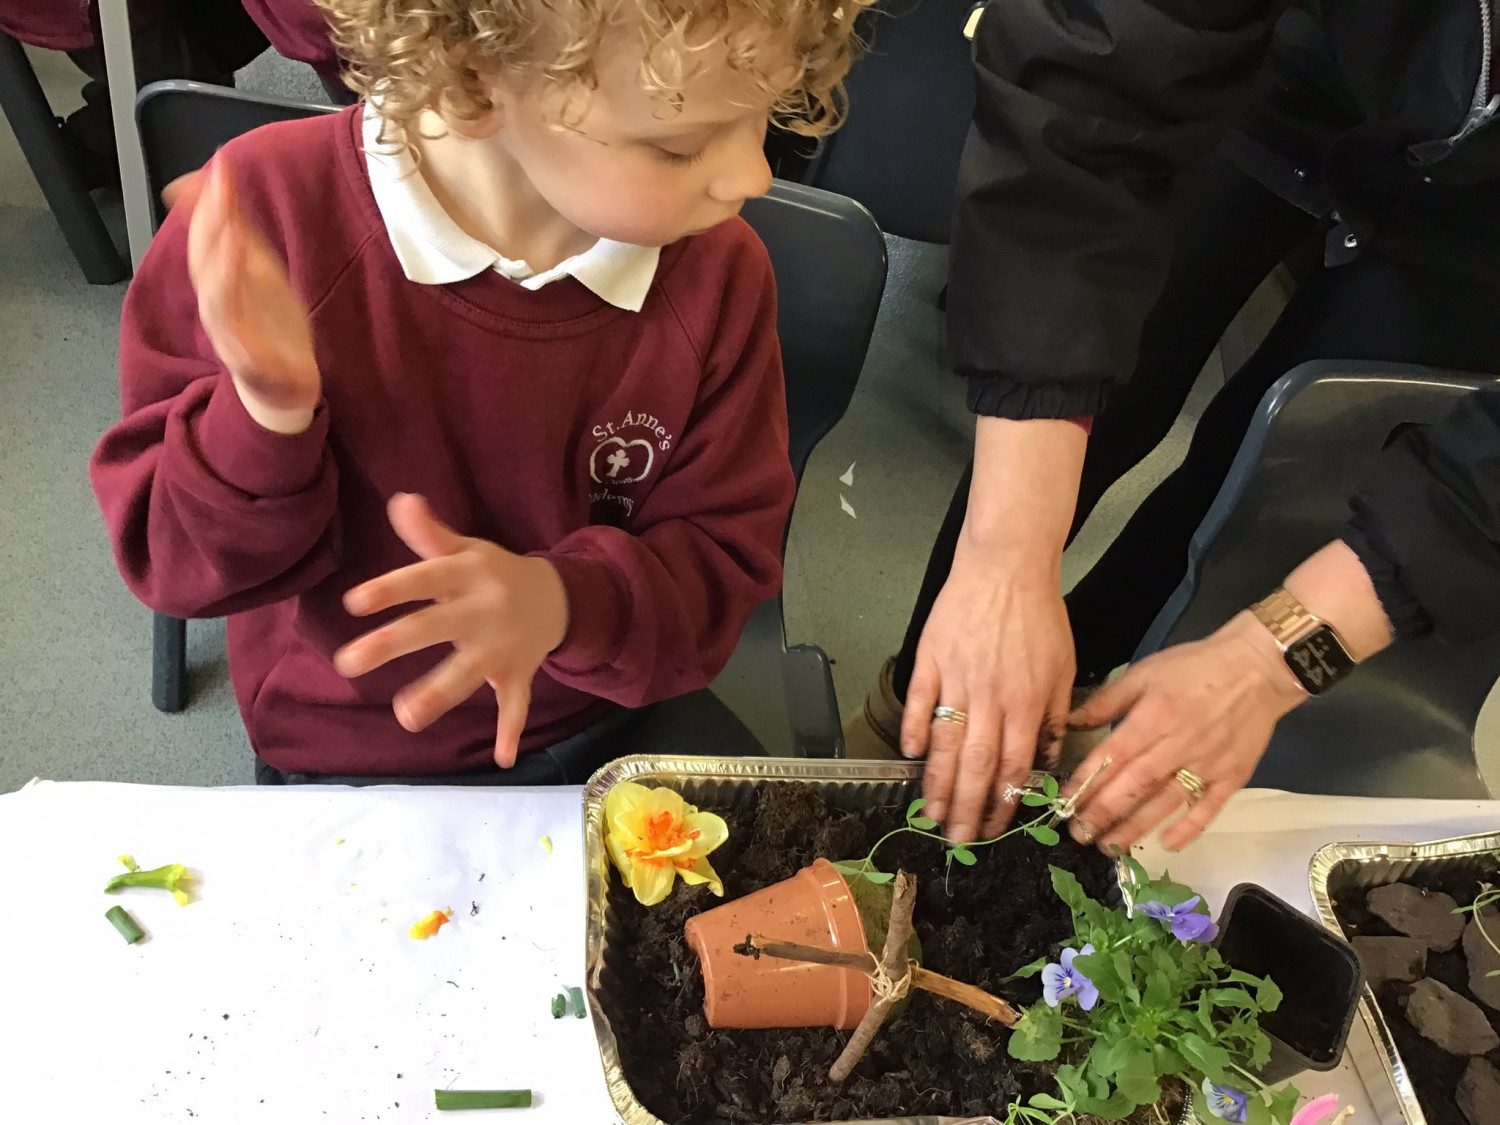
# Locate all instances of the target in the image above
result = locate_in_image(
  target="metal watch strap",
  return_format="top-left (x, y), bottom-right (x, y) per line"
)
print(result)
top-left (1250, 587), bottom-right (1320, 649)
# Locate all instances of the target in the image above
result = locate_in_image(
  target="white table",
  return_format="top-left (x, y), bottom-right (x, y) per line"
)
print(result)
top-left (0, 780), bottom-right (615, 1124)
top-left (3, 781), bottom-right (1497, 1124)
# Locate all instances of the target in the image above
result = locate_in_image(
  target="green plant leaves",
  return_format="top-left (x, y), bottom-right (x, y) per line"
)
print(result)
top-left (1177, 1031), bottom-right (1231, 1084)
top-left (906, 797), bottom-right (927, 819)
top-left (947, 846), bottom-right (977, 866)
top-left (1007, 1004), bottom-right (1063, 1061)
top-left (1049, 866), bottom-right (1087, 912)
top-left (1025, 823), bottom-right (1061, 846)
top-left (1021, 792), bottom-right (1054, 807)
top-left (1006, 955), bottom-right (1049, 981)
top-left (1266, 1084), bottom-right (1303, 1125)
top-left (1043, 774), bottom-right (1060, 798)
top-left (908, 816), bottom-right (939, 830)
top-left (864, 870), bottom-right (896, 884)
top-left (1114, 1047), bottom-right (1161, 1105)
top-left (1027, 1093), bottom-right (1069, 1111)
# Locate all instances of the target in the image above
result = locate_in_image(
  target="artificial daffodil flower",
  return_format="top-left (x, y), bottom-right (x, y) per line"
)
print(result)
top-left (604, 782), bottom-right (728, 906)
top-left (105, 855), bottom-right (195, 907)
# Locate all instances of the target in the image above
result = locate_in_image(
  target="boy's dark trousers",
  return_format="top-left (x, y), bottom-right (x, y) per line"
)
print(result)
top-left (255, 688), bottom-right (765, 786)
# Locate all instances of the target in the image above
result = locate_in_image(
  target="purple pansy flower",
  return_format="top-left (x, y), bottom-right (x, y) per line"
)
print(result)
top-left (1201, 1079), bottom-right (1249, 1124)
top-left (1041, 944), bottom-right (1099, 1010)
top-left (1139, 896), bottom-right (1219, 943)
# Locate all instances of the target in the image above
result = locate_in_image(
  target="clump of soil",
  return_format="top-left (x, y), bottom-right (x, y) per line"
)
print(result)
top-left (598, 782), bottom-right (1136, 1123)
top-left (1334, 866), bottom-right (1500, 1125)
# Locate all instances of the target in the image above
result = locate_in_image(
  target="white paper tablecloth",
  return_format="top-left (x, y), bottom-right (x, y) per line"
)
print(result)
top-left (0, 780), bottom-right (615, 1124)
top-left (3, 779), bottom-right (1498, 1124)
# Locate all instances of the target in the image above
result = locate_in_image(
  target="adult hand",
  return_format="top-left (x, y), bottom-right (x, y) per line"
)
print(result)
top-left (898, 417), bottom-right (1088, 844)
top-left (177, 160), bottom-right (321, 435)
top-left (1061, 612), bottom-right (1304, 852)
top-left (900, 548), bottom-right (1074, 843)
top-left (334, 493), bottom-right (571, 767)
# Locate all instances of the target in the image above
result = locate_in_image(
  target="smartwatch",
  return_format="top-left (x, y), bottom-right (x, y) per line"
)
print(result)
top-left (1249, 587), bottom-right (1359, 696)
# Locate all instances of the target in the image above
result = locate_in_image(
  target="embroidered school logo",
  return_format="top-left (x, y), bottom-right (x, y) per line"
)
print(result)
top-left (587, 411), bottom-right (675, 520)
top-left (589, 436), bottom-right (655, 485)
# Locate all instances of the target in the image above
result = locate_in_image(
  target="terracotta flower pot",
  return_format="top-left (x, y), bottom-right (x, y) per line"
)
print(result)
top-left (684, 858), bottom-right (872, 1030)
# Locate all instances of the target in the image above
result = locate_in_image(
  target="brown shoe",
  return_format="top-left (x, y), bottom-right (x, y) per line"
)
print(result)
top-left (841, 656), bottom-right (903, 760)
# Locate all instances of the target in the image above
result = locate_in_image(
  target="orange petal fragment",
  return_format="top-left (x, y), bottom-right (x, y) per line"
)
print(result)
top-left (408, 909), bottom-right (453, 940)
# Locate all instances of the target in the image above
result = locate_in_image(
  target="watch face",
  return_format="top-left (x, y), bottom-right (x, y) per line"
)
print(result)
top-left (1285, 625), bottom-right (1357, 695)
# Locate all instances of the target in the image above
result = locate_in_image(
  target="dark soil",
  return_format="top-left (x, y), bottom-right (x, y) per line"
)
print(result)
top-left (598, 782), bottom-right (1170, 1124)
top-left (1333, 865), bottom-right (1500, 1125)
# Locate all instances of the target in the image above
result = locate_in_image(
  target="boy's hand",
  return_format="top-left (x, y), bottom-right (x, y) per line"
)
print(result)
top-left (334, 493), bottom-right (570, 767)
top-left (176, 161), bottom-right (320, 435)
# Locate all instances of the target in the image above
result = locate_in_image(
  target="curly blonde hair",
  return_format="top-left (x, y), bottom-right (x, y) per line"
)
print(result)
top-left (316, 0), bottom-right (867, 140)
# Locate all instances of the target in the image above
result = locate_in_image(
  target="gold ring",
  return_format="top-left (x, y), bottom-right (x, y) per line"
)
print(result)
top-left (1175, 768), bottom-right (1207, 807)
top-left (932, 706), bottom-right (968, 726)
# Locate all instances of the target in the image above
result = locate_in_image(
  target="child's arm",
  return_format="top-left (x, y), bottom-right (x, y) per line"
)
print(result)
top-left (540, 235), bottom-right (795, 708)
top-left (90, 161), bottom-right (340, 619)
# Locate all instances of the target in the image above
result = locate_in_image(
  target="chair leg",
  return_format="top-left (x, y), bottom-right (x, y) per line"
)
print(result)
top-left (0, 33), bottom-right (127, 284)
top-left (152, 613), bottom-right (188, 713)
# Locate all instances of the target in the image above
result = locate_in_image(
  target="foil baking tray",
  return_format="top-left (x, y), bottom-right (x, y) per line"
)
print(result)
top-left (582, 755), bottom-right (1142, 1125)
top-left (1309, 830), bottom-right (1500, 1125)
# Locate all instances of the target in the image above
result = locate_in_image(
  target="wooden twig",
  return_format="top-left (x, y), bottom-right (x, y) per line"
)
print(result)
top-left (830, 870), bottom-right (919, 1081)
top-left (738, 935), bottom-right (1021, 1028)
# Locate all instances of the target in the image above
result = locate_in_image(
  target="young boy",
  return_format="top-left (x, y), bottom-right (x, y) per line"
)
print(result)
top-left (90, 0), bottom-right (862, 782)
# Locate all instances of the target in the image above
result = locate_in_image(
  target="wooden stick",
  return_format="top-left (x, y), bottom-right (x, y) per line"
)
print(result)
top-left (829, 870), bottom-right (918, 1081)
top-left (739, 936), bottom-right (1021, 1028)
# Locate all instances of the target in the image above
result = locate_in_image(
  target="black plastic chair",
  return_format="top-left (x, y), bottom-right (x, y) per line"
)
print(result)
top-left (135, 80), bottom-right (887, 756)
top-left (804, 0), bottom-right (975, 243)
top-left (0, 31), bottom-right (128, 283)
top-left (1136, 361), bottom-right (1500, 799)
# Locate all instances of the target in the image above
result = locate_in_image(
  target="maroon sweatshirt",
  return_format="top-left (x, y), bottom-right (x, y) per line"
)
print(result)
top-left (90, 108), bottom-right (794, 776)
top-left (239, 0), bottom-right (341, 86)
top-left (0, 0), bottom-right (165, 51)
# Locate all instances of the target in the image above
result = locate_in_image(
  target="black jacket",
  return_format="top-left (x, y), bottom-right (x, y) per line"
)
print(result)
top-left (952, 0), bottom-right (1500, 641)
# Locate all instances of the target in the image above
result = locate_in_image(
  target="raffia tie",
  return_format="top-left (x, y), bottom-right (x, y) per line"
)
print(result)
top-left (867, 958), bottom-right (917, 1005)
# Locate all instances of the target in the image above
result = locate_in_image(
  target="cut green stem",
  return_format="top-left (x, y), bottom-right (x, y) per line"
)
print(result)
top-left (105, 905), bottom-right (145, 944)
top-left (434, 1089), bottom-right (532, 1110)
top-left (567, 986), bottom-right (585, 1018)
top-left (550, 993), bottom-right (566, 1019)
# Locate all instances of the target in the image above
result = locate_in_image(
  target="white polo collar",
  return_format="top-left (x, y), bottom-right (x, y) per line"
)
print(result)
top-left (362, 104), bottom-right (660, 312)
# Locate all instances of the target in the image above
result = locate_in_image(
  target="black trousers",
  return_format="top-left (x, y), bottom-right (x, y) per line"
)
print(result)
top-left (254, 688), bottom-right (764, 786)
top-left (63, 1), bottom-right (269, 182)
top-left (894, 153), bottom-right (1500, 698)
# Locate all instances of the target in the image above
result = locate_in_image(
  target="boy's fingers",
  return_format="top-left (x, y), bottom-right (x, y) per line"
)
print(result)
top-left (490, 678), bottom-right (532, 768)
top-left (393, 653), bottom-right (485, 732)
top-left (162, 169), bottom-right (207, 212)
top-left (344, 555), bottom-right (466, 616)
top-left (388, 492), bottom-right (469, 561)
top-left (334, 602), bottom-right (467, 678)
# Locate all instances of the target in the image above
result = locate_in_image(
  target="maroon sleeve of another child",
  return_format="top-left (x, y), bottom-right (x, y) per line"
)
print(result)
top-left (538, 232), bottom-right (795, 708)
top-left (89, 200), bottom-right (341, 620)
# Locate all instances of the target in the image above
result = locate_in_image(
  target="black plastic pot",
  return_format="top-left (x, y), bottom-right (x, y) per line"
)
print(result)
top-left (1213, 882), bottom-right (1364, 1084)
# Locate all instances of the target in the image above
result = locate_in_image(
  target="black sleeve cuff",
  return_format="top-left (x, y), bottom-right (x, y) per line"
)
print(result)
top-left (1338, 526), bottom-right (1432, 641)
top-left (965, 374), bottom-right (1110, 420)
